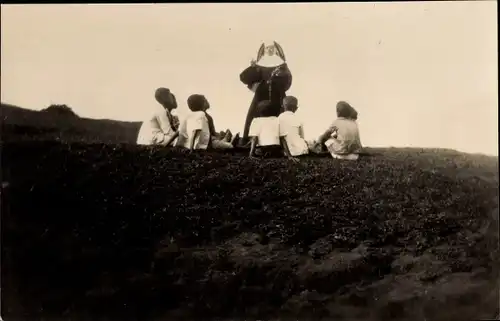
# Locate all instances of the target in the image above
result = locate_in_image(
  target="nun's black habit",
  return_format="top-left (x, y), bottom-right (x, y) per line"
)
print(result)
top-left (239, 41), bottom-right (292, 145)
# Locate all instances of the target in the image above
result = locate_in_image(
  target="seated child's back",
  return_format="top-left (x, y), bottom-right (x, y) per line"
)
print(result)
top-left (176, 95), bottom-right (211, 150)
top-left (324, 101), bottom-right (362, 159)
top-left (278, 96), bottom-right (309, 157)
top-left (176, 94), bottom-right (235, 150)
top-left (249, 101), bottom-right (280, 147)
top-left (137, 87), bottom-right (178, 146)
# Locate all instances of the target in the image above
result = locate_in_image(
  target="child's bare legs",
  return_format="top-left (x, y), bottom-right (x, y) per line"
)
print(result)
top-left (212, 139), bottom-right (233, 149)
top-left (211, 131), bottom-right (240, 149)
top-left (323, 142), bottom-right (359, 160)
top-left (331, 153), bottom-right (359, 160)
top-left (249, 137), bottom-right (258, 158)
top-left (307, 140), bottom-right (327, 154)
top-left (222, 130), bottom-right (232, 142)
top-left (230, 132), bottom-right (240, 146)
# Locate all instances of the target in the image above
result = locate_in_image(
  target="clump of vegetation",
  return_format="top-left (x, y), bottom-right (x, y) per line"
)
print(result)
top-left (41, 104), bottom-right (79, 117)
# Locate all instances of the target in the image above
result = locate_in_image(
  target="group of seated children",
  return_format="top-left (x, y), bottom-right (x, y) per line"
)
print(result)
top-left (137, 87), bottom-right (362, 161)
top-left (248, 96), bottom-right (362, 161)
top-left (136, 87), bottom-right (239, 151)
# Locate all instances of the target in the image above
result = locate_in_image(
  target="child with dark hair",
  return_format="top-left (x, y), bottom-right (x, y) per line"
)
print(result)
top-left (248, 100), bottom-right (281, 158)
top-left (176, 94), bottom-right (237, 151)
top-left (311, 101), bottom-right (362, 160)
top-left (336, 100), bottom-right (358, 120)
top-left (278, 96), bottom-right (309, 162)
top-left (137, 87), bottom-right (179, 146)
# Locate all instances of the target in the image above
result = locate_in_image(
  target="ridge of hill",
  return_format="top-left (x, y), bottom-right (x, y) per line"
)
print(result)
top-left (0, 102), bottom-right (499, 321)
top-left (1, 103), bottom-right (141, 144)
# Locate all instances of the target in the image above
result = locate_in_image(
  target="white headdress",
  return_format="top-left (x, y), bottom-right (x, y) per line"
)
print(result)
top-left (255, 41), bottom-right (286, 67)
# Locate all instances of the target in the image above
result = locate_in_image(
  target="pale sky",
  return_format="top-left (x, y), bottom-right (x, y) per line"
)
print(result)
top-left (1, 2), bottom-right (498, 155)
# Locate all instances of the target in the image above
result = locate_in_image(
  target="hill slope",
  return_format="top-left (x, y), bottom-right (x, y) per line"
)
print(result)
top-left (1, 103), bottom-right (499, 320)
top-left (1, 103), bottom-right (141, 143)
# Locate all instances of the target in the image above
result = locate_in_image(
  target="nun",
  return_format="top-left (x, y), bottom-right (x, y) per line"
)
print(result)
top-left (238, 41), bottom-right (293, 146)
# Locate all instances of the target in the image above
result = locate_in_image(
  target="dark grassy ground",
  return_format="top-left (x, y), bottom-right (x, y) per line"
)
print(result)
top-left (1, 103), bottom-right (499, 320)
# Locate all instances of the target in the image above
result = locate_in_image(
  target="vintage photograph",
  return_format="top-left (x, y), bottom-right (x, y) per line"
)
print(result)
top-left (1, 2), bottom-right (498, 320)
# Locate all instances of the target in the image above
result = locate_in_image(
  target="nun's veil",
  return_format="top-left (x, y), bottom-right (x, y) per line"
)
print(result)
top-left (255, 41), bottom-right (287, 67)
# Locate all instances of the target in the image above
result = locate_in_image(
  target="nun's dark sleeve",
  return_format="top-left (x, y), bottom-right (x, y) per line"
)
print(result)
top-left (268, 65), bottom-right (293, 115)
top-left (240, 65), bottom-right (263, 90)
top-left (272, 65), bottom-right (292, 92)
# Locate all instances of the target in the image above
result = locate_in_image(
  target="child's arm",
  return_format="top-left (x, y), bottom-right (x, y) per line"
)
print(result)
top-left (159, 112), bottom-right (172, 131)
top-left (317, 121), bottom-right (339, 144)
top-left (151, 129), bottom-right (165, 145)
top-left (189, 130), bottom-right (201, 151)
top-left (163, 131), bottom-right (179, 147)
top-left (280, 137), bottom-right (299, 163)
top-left (150, 116), bottom-right (171, 145)
top-left (186, 114), bottom-right (206, 151)
top-left (354, 131), bottom-right (363, 152)
top-left (317, 129), bottom-right (333, 144)
top-left (249, 136), bottom-right (258, 158)
top-left (298, 124), bottom-right (305, 139)
top-left (248, 118), bottom-right (261, 157)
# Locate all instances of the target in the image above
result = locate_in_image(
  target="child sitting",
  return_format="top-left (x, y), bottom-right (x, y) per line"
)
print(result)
top-left (278, 96), bottom-right (309, 162)
top-left (176, 94), bottom-right (237, 151)
top-left (311, 101), bottom-right (362, 160)
top-left (248, 100), bottom-right (281, 158)
top-left (136, 87), bottom-right (179, 146)
top-left (203, 99), bottom-right (240, 149)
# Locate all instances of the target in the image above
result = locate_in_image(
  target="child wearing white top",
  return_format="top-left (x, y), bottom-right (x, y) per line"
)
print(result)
top-left (176, 94), bottom-right (236, 151)
top-left (312, 101), bottom-right (362, 160)
top-left (278, 96), bottom-right (309, 162)
top-left (136, 87), bottom-right (179, 146)
top-left (249, 100), bottom-right (281, 158)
